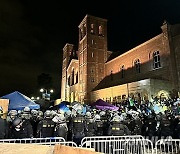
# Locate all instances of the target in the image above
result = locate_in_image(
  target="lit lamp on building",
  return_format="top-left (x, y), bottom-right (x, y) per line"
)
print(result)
top-left (40, 88), bottom-right (54, 100)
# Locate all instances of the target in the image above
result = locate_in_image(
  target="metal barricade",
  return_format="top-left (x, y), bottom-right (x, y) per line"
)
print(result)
top-left (56, 141), bottom-right (78, 147)
top-left (81, 138), bottom-right (153, 154)
top-left (155, 139), bottom-right (180, 154)
top-left (81, 135), bottom-right (144, 146)
top-left (0, 137), bottom-right (65, 145)
top-left (125, 139), bottom-right (153, 154)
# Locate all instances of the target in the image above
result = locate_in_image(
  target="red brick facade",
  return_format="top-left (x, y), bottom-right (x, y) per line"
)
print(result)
top-left (61, 15), bottom-right (180, 104)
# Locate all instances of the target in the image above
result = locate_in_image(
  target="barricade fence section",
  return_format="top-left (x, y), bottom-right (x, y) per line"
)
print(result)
top-left (81, 135), bottom-right (144, 146)
top-left (81, 138), bottom-right (153, 154)
top-left (155, 139), bottom-right (180, 154)
top-left (56, 141), bottom-right (78, 147)
top-left (0, 137), bottom-right (65, 145)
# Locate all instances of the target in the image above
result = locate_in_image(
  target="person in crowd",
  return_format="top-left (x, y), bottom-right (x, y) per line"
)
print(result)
top-left (11, 117), bottom-right (33, 139)
top-left (36, 110), bottom-right (55, 138)
top-left (108, 115), bottom-right (130, 136)
top-left (52, 113), bottom-right (68, 140)
top-left (30, 109), bottom-right (40, 137)
top-left (85, 111), bottom-right (96, 137)
top-left (94, 114), bottom-right (104, 136)
top-left (72, 109), bottom-right (86, 145)
top-left (6, 110), bottom-right (18, 138)
top-left (65, 110), bottom-right (73, 141)
top-left (21, 106), bottom-right (32, 120)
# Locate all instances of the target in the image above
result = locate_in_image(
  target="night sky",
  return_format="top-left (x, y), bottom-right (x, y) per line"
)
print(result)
top-left (0, 0), bottom-right (180, 99)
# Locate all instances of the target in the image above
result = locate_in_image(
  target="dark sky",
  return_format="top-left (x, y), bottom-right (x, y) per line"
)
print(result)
top-left (0, 0), bottom-right (180, 98)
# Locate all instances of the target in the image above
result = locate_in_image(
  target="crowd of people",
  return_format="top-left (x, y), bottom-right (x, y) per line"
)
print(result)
top-left (0, 97), bottom-right (180, 146)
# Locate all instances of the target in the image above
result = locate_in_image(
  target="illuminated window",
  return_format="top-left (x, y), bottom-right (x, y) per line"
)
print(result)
top-left (83, 24), bottom-right (86, 36)
top-left (121, 65), bottom-right (125, 78)
top-left (92, 52), bottom-right (94, 58)
top-left (98, 25), bottom-right (103, 36)
top-left (80, 28), bottom-right (83, 40)
top-left (91, 24), bottom-right (94, 34)
top-left (134, 59), bottom-right (141, 73)
top-left (153, 51), bottom-right (161, 69)
top-left (91, 39), bottom-right (94, 45)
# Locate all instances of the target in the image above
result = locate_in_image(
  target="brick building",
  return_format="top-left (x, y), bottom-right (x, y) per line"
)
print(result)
top-left (61, 14), bottom-right (180, 104)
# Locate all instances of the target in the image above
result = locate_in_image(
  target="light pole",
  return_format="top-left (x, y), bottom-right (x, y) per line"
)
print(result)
top-left (40, 88), bottom-right (54, 100)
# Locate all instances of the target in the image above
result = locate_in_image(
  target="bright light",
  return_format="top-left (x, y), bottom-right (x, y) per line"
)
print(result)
top-left (40, 88), bottom-right (44, 93)
top-left (50, 89), bottom-right (54, 93)
top-left (37, 97), bottom-right (40, 100)
top-left (31, 97), bottom-right (35, 100)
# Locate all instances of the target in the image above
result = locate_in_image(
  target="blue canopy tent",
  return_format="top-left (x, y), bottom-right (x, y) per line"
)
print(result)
top-left (1, 91), bottom-right (40, 110)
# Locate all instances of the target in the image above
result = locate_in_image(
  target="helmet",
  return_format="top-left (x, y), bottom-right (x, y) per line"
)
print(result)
top-left (9, 110), bottom-right (18, 116)
top-left (94, 114), bottom-right (101, 121)
top-left (24, 106), bottom-right (30, 112)
top-left (12, 117), bottom-right (22, 127)
top-left (112, 115), bottom-right (121, 122)
top-left (44, 110), bottom-right (52, 118)
top-left (100, 111), bottom-right (106, 116)
top-left (86, 111), bottom-right (91, 118)
top-left (31, 109), bottom-right (38, 116)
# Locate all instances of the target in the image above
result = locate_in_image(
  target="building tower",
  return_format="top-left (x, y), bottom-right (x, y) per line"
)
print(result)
top-left (61, 43), bottom-right (74, 101)
top-left (78, 15), bottom-right (108, 103)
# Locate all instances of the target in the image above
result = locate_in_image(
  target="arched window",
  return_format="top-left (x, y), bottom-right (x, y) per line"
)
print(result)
top-left (98, 25), bottom-right (103, 36)
top-left (134, 59), bottom-right (141, 73)
top-left (68, 76), bottom-right (71, 86)
top-left (72, 69), bottom-right (74, 85)
top-left (80, 28), bottom-right (83, 40)
top-left (91, 24), bottom-right (94, 34)
top-left (153, 51), bottom-right (161, 69)
top-left (121, 65), bottom-right (125, 78)
top-left (75, 72), bottom-right (78, 84)
top-left (83, 24), bottom-right (86, 36)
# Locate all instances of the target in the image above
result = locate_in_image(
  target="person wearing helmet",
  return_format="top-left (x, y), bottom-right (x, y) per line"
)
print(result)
top-left (72, 109), bottom-right (85, 145)
top-left (65, 110), bottom-right (73, 141)
top-left (94, 114), bottom-right (104, 136)
top-left (21, 106), bottom-right (32, 120)
top-left (6, 110), bottom-right (18, 138)
top-left (108, 115), bottom-right (130, 136)
top-left (52, 114), bottom-right (68, 140)
top-left (11, 117), bottom-right (33, 139)
top-left (30, 109), bottom-right (41, 137)
top-left (85, 111), bottom-right (96, 137)
top-left (0, 107), bottom-right (8, 139)
top-left (7, 110), bottom-right (18, 122)
top-left (100, 111), bottom-right (109, 135)
top-left (36, 110), bottom-right (55, 138)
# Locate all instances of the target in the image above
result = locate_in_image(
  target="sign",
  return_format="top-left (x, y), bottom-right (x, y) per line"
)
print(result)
top-left (42, 93), bottom-right (50, 100)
